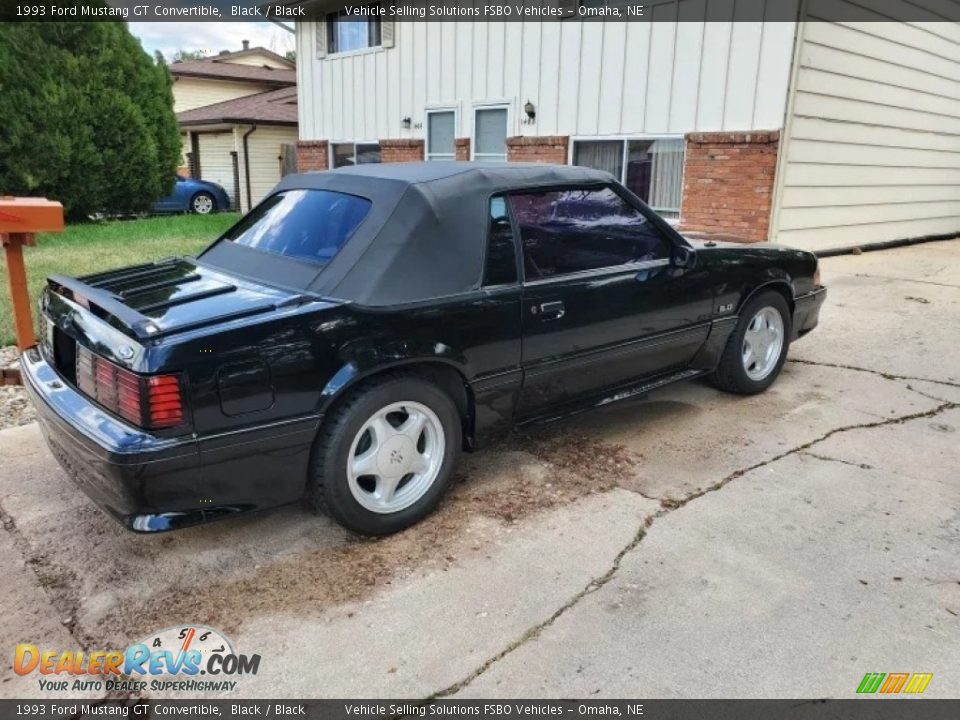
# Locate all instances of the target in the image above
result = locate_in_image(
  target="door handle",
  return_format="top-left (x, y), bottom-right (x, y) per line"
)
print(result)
top-left (535, 300), bottom-right (565, 320)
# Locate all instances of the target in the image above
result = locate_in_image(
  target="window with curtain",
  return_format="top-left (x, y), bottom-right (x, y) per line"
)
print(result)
top-left (332, 143), bottom-right (381, 168)
top-left (572, 140), bottom-right (623, 179)
top-left (427, 111), bottom-right (456, 161)
top-left (326, 10), bottom-right (382, 54)
top-left (474, 107), bottom-right (508, 162)
top-left (573, 138), bottom-right (684, 220)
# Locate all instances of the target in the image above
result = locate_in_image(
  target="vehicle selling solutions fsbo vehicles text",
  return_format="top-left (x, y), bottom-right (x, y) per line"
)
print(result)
top-left (343, 4), bottom-right (645, 17)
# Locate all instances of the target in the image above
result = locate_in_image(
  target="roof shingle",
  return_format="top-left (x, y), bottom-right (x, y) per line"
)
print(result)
top-left (169, 60), bottom-right (295, 86)
top-left (176, 87), bottom-right (298, 127)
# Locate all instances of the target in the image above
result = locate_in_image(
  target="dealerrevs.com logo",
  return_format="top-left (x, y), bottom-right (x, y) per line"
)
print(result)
top-left (14, 625), bottom-right (260, 693)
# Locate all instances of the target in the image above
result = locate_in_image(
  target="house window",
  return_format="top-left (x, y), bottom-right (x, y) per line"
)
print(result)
top-left (572, 138), bottom-right (684, 220)
top-left (332, 143), bottom-right (381, 168)
top-left (474, 107), bottom-right (508, 163)
top-left (326, 10), bottom-right (382, 54)
top-left (427, 111), bottom-right (456, 161)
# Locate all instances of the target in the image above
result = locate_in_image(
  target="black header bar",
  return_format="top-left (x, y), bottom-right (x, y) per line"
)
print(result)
top-left (2, 0), bottom-right (958, 23)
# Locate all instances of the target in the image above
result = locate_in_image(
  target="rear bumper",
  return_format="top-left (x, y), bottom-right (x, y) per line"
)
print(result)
top-left (21, 347), bottom-right (214, 532)
top-left (792, 286), bottom-right (827, 340)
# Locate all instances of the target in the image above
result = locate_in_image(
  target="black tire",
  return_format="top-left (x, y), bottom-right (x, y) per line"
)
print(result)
top-left (710, 290), bottom-right (792, 395)
top-left (190, 192), bottom-right (216, 215)
top-left (308, 375), bottom-right (462, 535)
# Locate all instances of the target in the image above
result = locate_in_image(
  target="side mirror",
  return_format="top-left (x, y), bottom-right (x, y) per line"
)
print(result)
top-left (671, 246), bottom-right (697, 269)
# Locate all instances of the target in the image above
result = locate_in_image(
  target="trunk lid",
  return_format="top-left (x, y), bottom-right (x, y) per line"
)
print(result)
top-left (46, 258), bottom-right (309, 342)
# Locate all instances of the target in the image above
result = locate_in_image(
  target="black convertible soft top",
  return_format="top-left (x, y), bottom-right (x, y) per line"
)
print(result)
top-left (199, 162), bottom-right (615, 306)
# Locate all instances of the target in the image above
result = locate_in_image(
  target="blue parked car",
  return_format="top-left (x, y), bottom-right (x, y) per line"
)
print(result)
top-left (152, 175), bottom-right (231, 215)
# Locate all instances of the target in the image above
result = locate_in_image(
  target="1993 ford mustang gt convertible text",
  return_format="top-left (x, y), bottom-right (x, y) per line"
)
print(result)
top-left (24, 163), bottom-right (826, 535)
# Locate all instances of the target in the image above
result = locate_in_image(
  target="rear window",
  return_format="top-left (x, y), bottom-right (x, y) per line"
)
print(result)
top-left (220, 189), bottom-right (371, 264)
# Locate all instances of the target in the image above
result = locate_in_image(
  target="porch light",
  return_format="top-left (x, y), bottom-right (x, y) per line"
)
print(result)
top-left (524, 100), bottom-right (536, 121)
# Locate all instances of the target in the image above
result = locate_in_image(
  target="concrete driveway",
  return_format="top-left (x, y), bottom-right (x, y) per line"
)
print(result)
top-left (1, 240), bottom-right (958, 699)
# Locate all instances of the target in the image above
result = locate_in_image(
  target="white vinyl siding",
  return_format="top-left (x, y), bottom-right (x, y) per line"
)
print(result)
top-left (771, 18), bottom-right (960, 250)
top-left (227, 54), bottom-right (292, 69)
top-left (172, 77), bottom-right (273, 114)
top-left (295, 14), bottom-right (795, 143)
top-left (235, 125), bottom-right (300, 213)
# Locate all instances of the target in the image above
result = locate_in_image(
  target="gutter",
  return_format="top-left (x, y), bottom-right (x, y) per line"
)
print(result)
top-left (168, 70), bottom-right (294, 86)
top-left (179, 119), bottom-right (297, 128)
top-left (242, 125), bottom-right (258, 213)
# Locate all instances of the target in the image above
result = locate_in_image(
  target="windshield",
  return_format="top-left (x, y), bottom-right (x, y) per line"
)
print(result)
top-left (219, 189), bottom-right (372, 264)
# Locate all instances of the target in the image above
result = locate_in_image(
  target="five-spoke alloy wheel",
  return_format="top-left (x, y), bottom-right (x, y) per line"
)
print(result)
top-left (741, 306), bottom-right (784, 382)
top-left (711, 290), bottom-right (791, 395)
top-left (346, 401), bottom-right (445, 514)
top-left (309, 375), bottom-right (461, 535)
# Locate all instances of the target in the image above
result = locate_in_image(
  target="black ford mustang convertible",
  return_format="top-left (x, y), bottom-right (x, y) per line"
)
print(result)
top-left (24, 163), bottom-right (825, 535)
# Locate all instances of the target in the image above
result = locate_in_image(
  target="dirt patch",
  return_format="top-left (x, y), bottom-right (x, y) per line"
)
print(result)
top-left (84, 430), bottom-right (640, 644)
top-left (0, 386), bottom-right (35, 429)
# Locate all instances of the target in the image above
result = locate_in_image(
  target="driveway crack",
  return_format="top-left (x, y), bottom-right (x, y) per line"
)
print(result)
top-left (800, 451), bottom-right (873, 470)
top-left (788, 358), bottom-right (960, 389)
top-left (430, 397), bottom-right (957, 698)
top-left (429, 521), bottom-right (653, 700)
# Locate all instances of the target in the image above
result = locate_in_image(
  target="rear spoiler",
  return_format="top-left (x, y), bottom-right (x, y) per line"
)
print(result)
top-left (46, 259), bottom-right (317, 342)
top-left (47, 273), bottom-right (162, 341)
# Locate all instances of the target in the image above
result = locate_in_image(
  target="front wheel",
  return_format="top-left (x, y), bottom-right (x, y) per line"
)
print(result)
top-left (710, 291), bottom-right (791, 395)
top-left (308, 375), bottom-right (462, 535)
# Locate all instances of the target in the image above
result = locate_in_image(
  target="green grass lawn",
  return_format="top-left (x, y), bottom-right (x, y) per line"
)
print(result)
top-left (0, 213), bottom-right (239, 346)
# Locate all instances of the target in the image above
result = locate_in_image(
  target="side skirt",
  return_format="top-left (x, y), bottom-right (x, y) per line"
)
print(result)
top-left (517, 368), bottom-right (709, 427)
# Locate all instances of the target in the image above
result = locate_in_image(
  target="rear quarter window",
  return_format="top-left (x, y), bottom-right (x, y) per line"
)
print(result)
top-left (220, 189), bottom-right (371, 264)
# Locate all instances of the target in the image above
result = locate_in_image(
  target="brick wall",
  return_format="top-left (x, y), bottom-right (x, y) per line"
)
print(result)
top-left (506, 136), bottom-right (569, 164)
top-left (296, 140), bottom-right (329, 172)
top-left (679, 130), bottom-right (780, 243)
top-left (380, 139), bottom-right (424, 163)
top-left (455, 138), bottom-right (470, 161)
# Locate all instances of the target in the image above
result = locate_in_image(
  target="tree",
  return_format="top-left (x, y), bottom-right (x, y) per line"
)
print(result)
top-left (172, 49), bottom-right (210, 63)
top-left (0, 15), bottom-right (181, 219)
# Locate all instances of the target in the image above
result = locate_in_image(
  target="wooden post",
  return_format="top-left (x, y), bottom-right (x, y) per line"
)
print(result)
top-left (2, 232), bottom-right (37, 350)
top-left (0, 197), bottom-right (65, 361)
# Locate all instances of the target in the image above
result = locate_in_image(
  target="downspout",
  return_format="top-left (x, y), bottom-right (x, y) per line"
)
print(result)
top-left (242, 125), bottom-right (258, 212)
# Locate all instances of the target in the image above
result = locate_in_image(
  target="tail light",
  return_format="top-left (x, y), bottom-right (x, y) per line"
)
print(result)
top-left (76, 346), bottom-right (184, 429)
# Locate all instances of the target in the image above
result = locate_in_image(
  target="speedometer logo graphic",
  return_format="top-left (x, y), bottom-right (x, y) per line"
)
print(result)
top-left (137, 625), bottom-right (233, 674)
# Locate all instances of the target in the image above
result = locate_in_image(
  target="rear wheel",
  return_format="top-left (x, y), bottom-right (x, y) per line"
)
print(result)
top-left (711, 291), bottom-right (791, 395)
top-left (308, 375), bottom-right (461, 535)
top-left (190, 192), bottom-right (215, 215)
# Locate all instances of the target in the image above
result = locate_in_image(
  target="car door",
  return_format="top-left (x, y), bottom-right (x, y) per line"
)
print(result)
top-left (512, 184), bottom-right (714, 419)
